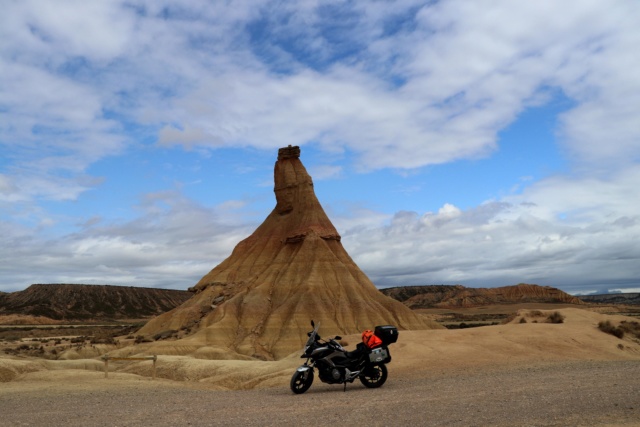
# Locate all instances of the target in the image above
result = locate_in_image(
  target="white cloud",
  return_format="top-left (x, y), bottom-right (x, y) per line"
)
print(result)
top-left (4, 1), bottom-right (135, 64)
top-left (339, 164), bottom-right (640, 293)
top-left (308, 164), bottom-right (343, 180)
top-left (1, 1), bottom-right (639, 294)
top-left (0, 174), bottom-right (16, 195)
top-left (158, 125), bottom-right (223, 149)
top-left (0, 190), bottom-right (257, 291)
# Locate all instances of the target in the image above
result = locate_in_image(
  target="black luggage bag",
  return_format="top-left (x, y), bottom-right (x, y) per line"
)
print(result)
top-left (374, 325), bottom-right (398, 346)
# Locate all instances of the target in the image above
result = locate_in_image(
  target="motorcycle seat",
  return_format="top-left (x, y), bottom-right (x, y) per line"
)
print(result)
top-left (345, 342), bottom-right (367, 360)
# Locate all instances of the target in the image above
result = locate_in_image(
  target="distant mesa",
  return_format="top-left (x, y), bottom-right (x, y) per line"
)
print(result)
top-left (381, 283), bottom-right (584, 309)
top-left (139, 146), bottom-right (438, 360)
top-left (0, 284), bottom-right (191, 322)
top-left (579, 293), bottom-right (640, 305)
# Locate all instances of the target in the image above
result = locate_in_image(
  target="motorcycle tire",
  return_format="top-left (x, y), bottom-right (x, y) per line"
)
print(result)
top-left (290, 369), bottom-right (314, 394)
top-left (359, 363), bottom-right (388, 388)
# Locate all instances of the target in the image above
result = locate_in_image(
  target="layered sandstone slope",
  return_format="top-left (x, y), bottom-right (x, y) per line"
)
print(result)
top-left (382, 283), bottom-right (583, 309)
top-left (140, 146), bottom-right (435, 359)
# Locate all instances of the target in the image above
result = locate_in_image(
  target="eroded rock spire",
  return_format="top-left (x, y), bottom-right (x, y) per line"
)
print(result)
top-left (140, 146), bottom-right (437, 360)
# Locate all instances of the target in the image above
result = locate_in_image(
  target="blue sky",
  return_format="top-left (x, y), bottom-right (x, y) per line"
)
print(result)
top-left (1, 0), bottom-right (639, 295)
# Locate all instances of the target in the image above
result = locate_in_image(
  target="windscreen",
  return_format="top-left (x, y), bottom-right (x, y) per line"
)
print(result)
top-left (305, 322), bottom-right (320, 347)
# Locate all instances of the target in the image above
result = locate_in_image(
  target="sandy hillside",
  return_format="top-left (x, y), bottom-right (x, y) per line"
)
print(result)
top-left (1, 308), bottom-right (639, 393)
top-left (0, 314), bottom-right (64, 325)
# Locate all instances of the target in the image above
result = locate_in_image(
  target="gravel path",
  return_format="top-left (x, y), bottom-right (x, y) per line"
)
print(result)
top-left (2, 360), bottom-right (639, 427)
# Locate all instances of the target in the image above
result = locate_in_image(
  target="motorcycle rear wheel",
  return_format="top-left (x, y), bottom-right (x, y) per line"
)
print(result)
top-left (359, 363), bottom-right (388, 388)
top-left (290, 369), bottom-right (314, 394)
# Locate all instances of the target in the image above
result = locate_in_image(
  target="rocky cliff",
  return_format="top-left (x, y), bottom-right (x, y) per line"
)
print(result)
top-left (0, 284), bottom-right (191, 321)
top-left (139, 146), bottom-right (437, 359)
top-left (579, 293), bottom-right (640, 305)
top-left (381, 283), bottom-right (584, 308)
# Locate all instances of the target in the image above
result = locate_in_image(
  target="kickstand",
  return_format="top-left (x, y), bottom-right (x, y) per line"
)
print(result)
top-left (343, 382), bottom-right (347, 392)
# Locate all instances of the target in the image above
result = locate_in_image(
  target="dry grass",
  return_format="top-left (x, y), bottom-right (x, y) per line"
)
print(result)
top-left (546, 311), bottom-right (565, 324)
top-left (599, 320), bottom-right (640, 340)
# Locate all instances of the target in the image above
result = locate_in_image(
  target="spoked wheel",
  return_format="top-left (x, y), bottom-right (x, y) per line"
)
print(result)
top-left (290, 369), bottom-right (314, 394)
top-left (359, 363), bottom-right (388, 388)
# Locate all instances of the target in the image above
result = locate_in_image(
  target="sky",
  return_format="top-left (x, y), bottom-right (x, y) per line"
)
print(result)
top-left (1, 0), bottom-right (639, 296)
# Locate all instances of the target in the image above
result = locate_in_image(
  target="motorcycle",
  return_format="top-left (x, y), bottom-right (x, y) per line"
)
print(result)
top-left (290, 320), bottom-right (398, 394)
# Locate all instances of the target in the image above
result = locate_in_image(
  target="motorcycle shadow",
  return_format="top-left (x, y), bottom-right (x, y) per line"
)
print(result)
top-left (279, 382), bottom-right (392, 396)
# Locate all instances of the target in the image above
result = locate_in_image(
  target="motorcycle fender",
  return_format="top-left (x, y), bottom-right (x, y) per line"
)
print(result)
top-left (296, 365), bottom-right (312, 373)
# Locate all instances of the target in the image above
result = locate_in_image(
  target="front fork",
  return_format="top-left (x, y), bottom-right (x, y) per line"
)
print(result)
top-left (296, 361), bottom-right (314, 380)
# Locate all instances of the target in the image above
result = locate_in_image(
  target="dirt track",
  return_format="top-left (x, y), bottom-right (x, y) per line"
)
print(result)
top-left (2, 360), bottom-right (639, 427)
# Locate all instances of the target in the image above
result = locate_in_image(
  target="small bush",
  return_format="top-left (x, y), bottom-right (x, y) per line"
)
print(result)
top-left (90, 336), bottom-right (115, 345)
top-left (153, 330), bottom-right (178, 341)
top-left (546, 312), bottom-right (565, 324)
top-left (619, 321), bottom-right (640, 339)
top-left (519, 318), bottom-right (527, 324)
top-left (134, 335), bottom-right (152, 344)
top-left (598, 320), bottom-right (624, 339)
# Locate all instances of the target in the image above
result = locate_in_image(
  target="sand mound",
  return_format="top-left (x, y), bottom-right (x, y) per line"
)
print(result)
top-left (118, 355), bottom-right (298, 389)
top-left (0, 358), bottom-right (45, 382)
top-left (391, 308), bottom-right (640, 375)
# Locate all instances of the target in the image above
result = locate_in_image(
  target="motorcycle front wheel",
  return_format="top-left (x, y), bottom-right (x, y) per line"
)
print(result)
top-left (290, 369), bottom-right (314, 394)
top-left (359, 363), bottom-right (388, 388)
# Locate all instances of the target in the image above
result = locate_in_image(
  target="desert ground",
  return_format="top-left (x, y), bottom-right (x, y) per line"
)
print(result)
top-left (2, 307), bottom-right (640, 426)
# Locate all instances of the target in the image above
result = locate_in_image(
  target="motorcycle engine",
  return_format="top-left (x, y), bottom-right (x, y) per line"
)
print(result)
top-left (331, 368), bottom-right (342, 381)
top-left (319, 367), bottom-right (344, 384)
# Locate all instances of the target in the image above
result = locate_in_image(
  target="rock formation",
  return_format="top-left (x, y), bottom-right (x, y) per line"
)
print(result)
top-left (579, 293), bottom-right (640, 305)
top-left (139, 146), bottom-right (435, 359)
top-left (0, 284), bottom-right (191, 321)
top-left (381, 283), bottom-right (584, 309)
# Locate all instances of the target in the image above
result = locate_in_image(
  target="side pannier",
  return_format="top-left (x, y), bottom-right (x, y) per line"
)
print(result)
top-left (374, 325), bottom-right (398, 346)
top-left (369, 347), bottom-right (389, 363)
